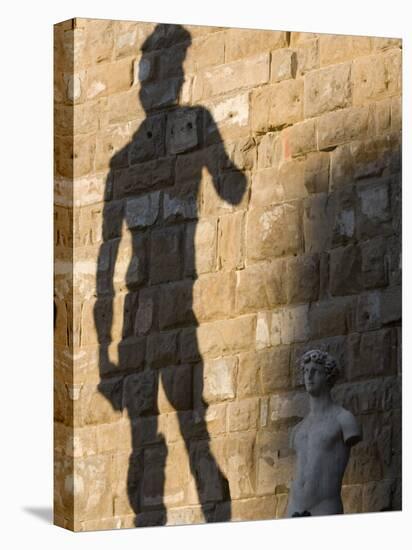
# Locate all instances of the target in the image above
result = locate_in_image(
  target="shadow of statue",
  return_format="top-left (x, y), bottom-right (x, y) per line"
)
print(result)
top-left (94, 23), bottom-right (247, 526)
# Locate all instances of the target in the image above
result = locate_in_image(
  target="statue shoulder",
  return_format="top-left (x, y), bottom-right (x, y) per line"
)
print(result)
top-left (337, 406), bottom-right (362, 447)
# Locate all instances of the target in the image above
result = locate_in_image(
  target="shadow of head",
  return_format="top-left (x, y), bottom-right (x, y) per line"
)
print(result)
top-left (138, 24), bottom-right (192, 112)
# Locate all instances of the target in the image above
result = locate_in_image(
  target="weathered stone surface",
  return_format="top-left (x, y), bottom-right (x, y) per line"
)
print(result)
top-left (319, 34), bottom-right (372, 66)
top-left (235, 259), bottom-right (286, 314)
top-left (256, 430), bottom-right (294, 494)
top-left (225, 29), bottom-right (287, 62)
top-left (203, 355), bottom-right (237, 403)
top-left (125, 192), bottom-right (160, 228)
top-left (347, 329), bottom-right (397, 380)
top-left (318, 105), bottom-right (374, 150)
top-left (149, 226), bottom-right (183, 284)
top-left (286, 253), bottom-right (319, 304)
top-left (352, 50), bottom-right (402, 106)
top-left (282, 119), bottom-right (317, 159)
top-left (294, 38), bottom-right (319, 76)
top-left (217, 212), bottom-right (245, 270)
top-left (227, 397), bottom-right (260, 432)
top-left (246, 202), bottom-right (302, 262)
top-left (304, 152), bottom-right (329, 194)
top-left (158, 364), bottom-right (193, 412)
top-left (146, 330), bottom-right (179, 369)
top-left (184, 219), bottom-right (217, 276)
top-left (193, 53), bottom-right (270, 101)
top-left (193, 271), bottom-right (236, 322)
top-left (271, 49), bottom-right (297, 82)
top-left (251, 80), bottom-right (303, 133)
top-left (123, 370), bottom-right (157, 417)
top-left (304, 63), bottom-right (352, 117)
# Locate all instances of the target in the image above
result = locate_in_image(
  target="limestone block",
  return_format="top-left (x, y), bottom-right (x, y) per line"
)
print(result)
top-left (259, 346), bottom-right (291, 393)
top-left (227, 397), bottom-right (260, 432)
top-left (55, 133), bottom-right (95, 178)
top-left (113, 157), bottom-right (174, 199)
top-left (128, 113), bottom-right (166, 164)
top-left (271, 49), bottom-right (297, 82)
top-left (278, 304), bottom-right (310, 344)
top-left (141, 444), bottom-right (167, 507)
top-left (352, 50), bottom-right (402, 106)
top-left (96, 419), bottom-right (131, 454)
top-left (203, 356), bottom-right (237, 403)
top-left (158, 279), bottom-right (194, 330)
top-left (294, 38), bottom-right (319, 77)
top-left (84, 19), bottom-right (115, 66)
top-left (193, 271), bottom-right (236, 322)
top-left (163, 182), bottom-right (198, 223)
top-left (256, 430), bottom-right (294, 494)
top-left (86, 58), bottom-right (133, 100)
top-left (224, 29), bottom-right (287, 62)
top-left (357, 179), bottom-right (392, 239)
top-left (256, 131), bottom-right (283, 170)
top-left (149, 226), bottom-right (183, 284)
top-left (304, 63), bottom-right (352, 117)
top-left (194, 314), bottom-right (256, 359)
top-left (343, 441), bottom-right (383, 485)
top-left (381, 285), bottom-right (401, 325)
top-left (184, 31), bottom-right (225, 72)
top-left (308, 297), bottom-right (354, 339)
top-left (304, 152), bottom-right (329, 194)
top-left (236, 351), bottom-right (262, 398)
top-left (224, 433), bottom-right (256, 499)
top-left (269, 391), bottom-right (308, 421)
top-left (146, 330), bottom-right (179, 369)
top-left (246, 202), bottom-right (302, 262)
top-left (193, 53), bottom-right (270, 101)
top-left (282, 119), bottom-right (317, 159)
top-left (114, 21), bottom-right (141, 59)
top-left (356, 291), bottom-right (382, 332)
top-left (240, 262), bottom-right (284, 316)
top-left (221, 137), bottom-right (256, 172)
top-left (71, 455), bottom-right (113, 520)
top-left (251, 79), bottom-right (303, 133)
top-left (278, 157), bottom-right (307, 200)
top-left (166, 109), bottom-right (199, 155)
top-left (250, 167), bottom-right (283, 207)
top-left (347, 329), bottom-right (397, 380)
top-left (94, 123), bottom-right (132, 172)
top-left (217, 211), bottom-right (245, 270)
top-left (203, 92), bottom-right (250, 145)
top-left (216, 495), bottom-right (277, 521)
top-left (138, 77), bottom-right (183, 110)
top-left (122, 370), bottom-right (157, 417)
top-left (318, 105), bottom-right (373, 150)
top-left (362, 479), bottom-right (395, 512)
top-left (184, 219), bottom-right (217, 276)
top-left (158, 364), bottom-right (193, 413)
top-left (166, 505), bottom-right (206, 526)
top-left (319, 34), bottom-right (373, 66)
top-left (302, 193), bottom-right (333, 253)
top-left (286, 253), bottom-right (320, 304)
top-left (341, 484), bottom-right (363, 514)
top-left (332, 377), bottom-right (401, 416)
top-left (125, 192), bottom-right (160, 229)
top-left (106, 89), bottom-right (144, 125)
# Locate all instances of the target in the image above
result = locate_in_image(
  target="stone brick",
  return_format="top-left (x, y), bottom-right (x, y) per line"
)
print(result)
top-left (304, 152), bottom-right (330, 194)
top-left (217, 211), bottom-right (245, 270)
top-left (235, 259), bottom-right (286, 314)
top-left (216, 496), bottom-right (277, 521)
top-left (282, 119), bottom-right (317, 159)
top-left (277, 304), bottom-right (310, 344)
top-left (356, 179), bottom-right (392, 239)
top-left (125, 192), bottom-right (160, 229)
top-left (146, 330), bottom-right (179, 369)
top-left (381, 285), bottom-right (402, 325)
top-left (203, 356), bottom-right (237, 403)
top-left (362, 479), bottom-right (395, 512)
top-left (113, 157), bottom-right (174, 199)
top-left (304, 63), bottom-right (352, 117)
top-left (356, 291), bottom-right (382, 332)
top-left (259, 346), bottom-right (291, 392)
top-left (256, 431), bottom-right (294, 494)
top-left (193, 271), bottom-right (236, 322)
top-left (203, 93), bottom-right (250, 145)
top-left (86, 59), bottom-right (133, 99)
top-left (165, 108), bottom-right (199, 155)
top-left (122, 370), bottom-right (157, 417)
top-left (149, 226), bottom-right (183, 284)
top-left (246, 202), bottom-right (302, 262)
top-left (271, 49), bottom-right (297, 82)
top-left (319, 34), bottom-right (373, 66)
top-left (332, 377), bottom-right (401, 416)
top-left (184, 31), bottom-right (225, 72)
top-left (347, 329), bottom-right (397, 380)
top-left (158, 364), bottom-right (193, 412)
top-left (71, 455), bottom-right (113, 520)
top-left (318, 105), bottom-right (374, 150)
top-left (163, 183), bottom-right (198, 224)
top-left (294, 38), bottom-right (319, 76)
top-left (302, 193), bottom-right (333, 253)
top-left (256, 132), bottom-right (282, 170)
top-left (193, 53), bottom-right (270, 101)
top-left (227, 398), bottom-right (260, 432)
top-left (286, 253), bottom-right (320, 304)
top-left (223, 433), bottom-right (256, 498)
top-left (341, 484), bottom-right (363, 514)
top-left (352, 50), bottom-right (402, 106)
top-left (187, 439), bottom-right (227, 502)
top-left (191, 315), bottom-right (256, 360)
top-left (158, 279), bottom-right (194, 330)
top-left (250, 167), bottom-right (284, 207)
top-left (221, 136), bottom-right (256, 172)
top-left (237, 351), bottom-right (262, 398)
top-left (225, 29), bottom-right (287, 62)
top-left (255, 311), bottom-right (283, 350)
top-left (308, 297), bottom-right (353, 339)
top-left (269, 391), bottom-right (308, 421)
top-left (184, 219), bottom-right (217, 276)
top-left (251, 80), bottom-right (303, 133)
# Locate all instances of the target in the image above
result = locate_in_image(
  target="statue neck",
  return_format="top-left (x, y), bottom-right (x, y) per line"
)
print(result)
top-left (308, 391), bottom-right (333, 415)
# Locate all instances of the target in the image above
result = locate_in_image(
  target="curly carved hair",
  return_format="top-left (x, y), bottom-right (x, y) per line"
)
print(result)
top-left (298, 349), bottom-right (340, 387)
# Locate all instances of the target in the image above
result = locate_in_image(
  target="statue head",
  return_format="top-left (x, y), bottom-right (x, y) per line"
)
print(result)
top-left (138, 24), bottom-right (192, 112)
top-left (298, 349), bottom-right (340, 396)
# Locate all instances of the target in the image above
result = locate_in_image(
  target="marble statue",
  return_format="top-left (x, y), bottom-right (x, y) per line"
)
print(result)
top-left (286, 349), bottom-right (362, 517)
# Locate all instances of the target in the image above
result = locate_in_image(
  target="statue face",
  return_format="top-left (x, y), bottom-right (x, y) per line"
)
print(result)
top-left (303, 360), bottom-right (329, 396)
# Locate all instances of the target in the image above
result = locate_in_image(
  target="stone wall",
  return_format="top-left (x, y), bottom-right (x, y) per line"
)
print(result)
top-left (54, 18), bottom-right (402, 531)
